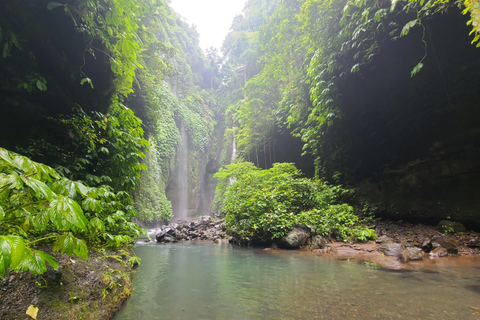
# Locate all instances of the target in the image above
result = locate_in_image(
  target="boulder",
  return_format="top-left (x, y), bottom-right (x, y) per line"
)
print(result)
top-left (162, 234), bottom-right (177, 243)
top-left (155, 230), bottom-right (167, 242)
top-left (278, 225), bottom-right (311, 248)
top-left (437, 220), bottom-right (466, 233)
top-left (430, 235), bottom-right (458, 254)
top-left (375, 235), bottom-right (393, 243)
top-left (429, 247), bottom-right (448, 258)
top-left (421, 235), bottom-right (458, 254)
top-left (401, 247), bottom-right (423, 262)
top-left (377, 242), bottom-right (404, 257)
top-left (309, 235), bottom-right (327, 249)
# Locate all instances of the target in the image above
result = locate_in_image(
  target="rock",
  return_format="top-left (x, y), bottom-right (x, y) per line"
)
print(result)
top-left (155, 230), bottom-right (167, 242)
top-left (467, 237), bottom-right (480, 248)
top-left (437, 220), bottom-right (466, 233)
top-left (375, 235), bottom-right (392, 243)
top-left (377, 242), bottom-right (404, 257)
top-left (421, 235), bottom-right (458, 254)
top-left (429, 247), bottom-right (448, 258)
top-left (401, 247), bottom-right (423, 262)
top-left (278, 225), bottom-right (311, 248)
top-left (431, 235), bottom-right (458, 254)
top-left (162, 234), bottom-right (177, 243)
top-left (421, 239), bottom-right (433, 252)
top-left (309, 235), bottom-right (327, 249)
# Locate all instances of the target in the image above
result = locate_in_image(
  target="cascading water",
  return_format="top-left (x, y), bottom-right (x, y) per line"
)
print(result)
top-left (230, 128), bottom-right (236, 163)
top-left (229, 129), bottom-right (237, 185)
top-left (176, 125), bottom-right (188, 219)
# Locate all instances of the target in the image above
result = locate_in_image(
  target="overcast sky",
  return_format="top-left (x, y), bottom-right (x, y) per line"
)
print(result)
top-left (169, 0), bottom-right (247, 52)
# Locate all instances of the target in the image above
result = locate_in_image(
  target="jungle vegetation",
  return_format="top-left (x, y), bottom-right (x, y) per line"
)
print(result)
top-left (1, 0), bottom-right (479, 277)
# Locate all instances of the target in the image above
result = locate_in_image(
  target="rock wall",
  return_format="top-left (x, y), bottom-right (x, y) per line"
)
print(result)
top-left (320, 10), bottom-right (480, 229)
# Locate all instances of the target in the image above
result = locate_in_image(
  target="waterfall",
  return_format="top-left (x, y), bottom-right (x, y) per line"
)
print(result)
top-left (176, 125), bottom-right (188, 219)
top-left (230, 128), bottom-right (236, 163)
top-left (229, 129), bottom-right (237, 185)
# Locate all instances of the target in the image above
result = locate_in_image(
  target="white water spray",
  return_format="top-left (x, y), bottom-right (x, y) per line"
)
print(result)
top-left (176, 125), bottom-right (188, 219)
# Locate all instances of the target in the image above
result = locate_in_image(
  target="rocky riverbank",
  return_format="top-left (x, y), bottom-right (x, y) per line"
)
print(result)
top-left (290, 219), bottom-right (480, 270)
top-left (3, 218), bottom-right (477, 319)
top-left (152, 216), bottom-right (227, 243)
top-left (0, 248), bottom-right (135, 320)
top-left (150, 217), bottom-right (480, 271)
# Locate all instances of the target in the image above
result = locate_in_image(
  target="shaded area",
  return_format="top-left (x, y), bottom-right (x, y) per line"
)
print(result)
top-left (320, 10), bottom-right (480, 228)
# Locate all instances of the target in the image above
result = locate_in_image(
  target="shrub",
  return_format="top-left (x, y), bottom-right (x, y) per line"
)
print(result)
top-left (214, 161), bottom-right (375, 242)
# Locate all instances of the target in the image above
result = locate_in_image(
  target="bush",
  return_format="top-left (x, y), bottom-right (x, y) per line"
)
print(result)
top-left (214, 161), bottom-right (375, 242)
top-left (0, 148), bottom-right (143, 277)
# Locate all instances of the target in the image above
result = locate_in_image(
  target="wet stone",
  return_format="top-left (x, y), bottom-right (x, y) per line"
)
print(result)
top-left (401, 247), bottom-right (423, 262)
top-left (377, 242), bottom-right (404, 257)
top-left (429, 247), bottom-right (448, 258)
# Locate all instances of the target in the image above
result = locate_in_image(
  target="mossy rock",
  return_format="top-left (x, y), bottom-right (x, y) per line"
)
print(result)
top-left (437, 220), bottom-right (466, 233)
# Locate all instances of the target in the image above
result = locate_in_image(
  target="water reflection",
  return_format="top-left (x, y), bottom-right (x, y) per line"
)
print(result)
top-left (114, 242), bottom-right (480, 320)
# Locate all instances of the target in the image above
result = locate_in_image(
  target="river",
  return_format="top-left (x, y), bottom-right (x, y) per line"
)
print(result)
top-left (113, 242), bottom-right (480, 319)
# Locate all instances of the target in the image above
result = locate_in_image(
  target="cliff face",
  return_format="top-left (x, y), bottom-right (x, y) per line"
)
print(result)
top-left (320, 10), bottom-right (480, 228)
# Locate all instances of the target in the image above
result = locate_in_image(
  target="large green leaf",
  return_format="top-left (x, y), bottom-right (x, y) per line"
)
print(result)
top-left (13, 248), bottom-right (57, 275)
top-left (4, 236), bottom-right (26, 271)
top-left (82, 197), bottom-right (104, 212)
top-left (34, 210), bottom-right (50, 231)
top-left (0, 205), bottom-right (4, 219)
top-left (53, 234), bottom-right (88, 260)
top-left (34, 250), bottom-right (58, 270)
top-left (89, 217), bottom-right (105, 232)
top-left (0, 236), bottom-right (12, 276)
top-left (0, 148), bottom-right (15, 168)
top-left (21, 175), bottom-right (55, 201)
top-left (49, 196), bottom-right (88, 232)
top-left (47, 206), bottom-right (69, 230)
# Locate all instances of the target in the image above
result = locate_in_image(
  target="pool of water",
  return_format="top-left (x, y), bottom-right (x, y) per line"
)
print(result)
top-left (113, 242), bottom-right (480, 320)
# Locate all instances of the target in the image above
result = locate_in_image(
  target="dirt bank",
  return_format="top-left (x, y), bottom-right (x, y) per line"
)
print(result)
top-left (0, 248), bottom-right (135, 320)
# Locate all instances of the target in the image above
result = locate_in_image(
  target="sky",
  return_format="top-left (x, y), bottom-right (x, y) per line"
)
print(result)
top-left (169, 0), bottom-right (247, 52)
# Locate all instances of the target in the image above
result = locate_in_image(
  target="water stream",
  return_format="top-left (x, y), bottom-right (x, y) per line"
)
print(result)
top-left (113, 242), bottom-right (480, 320)
top-left (176, 126), bottom-right (188, 219)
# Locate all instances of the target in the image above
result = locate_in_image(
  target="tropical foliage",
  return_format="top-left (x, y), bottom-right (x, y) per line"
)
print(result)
top-left (0, 148), bottom-right (143, 277)
top-left (214, 161), bottom-right (375, 242)
top-left (0, 0), bottom-right (218, 278)
top-left (220, 0), bottom-right (480, 176)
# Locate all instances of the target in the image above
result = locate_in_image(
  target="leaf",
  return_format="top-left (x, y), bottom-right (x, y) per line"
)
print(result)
top-left (82, 197), bottom-right (103, 212)
top-left (74, 181), bottom-right (89, 197)
top-left (0, 237), bottom-right (12, 276)
top-left (33, 250), bottom-right (58, 270)
top-left (0, 205), bottom-right (4, 219)
top-left (26, 305), bottom-right (39, 319)
top-left (53, 234), bottom-right (88, 260)
top-left (14, 249), bottom-right (42, 274)
top-left (34, 210), bottom-right (50, 231)
top-left (0, 148), bottom-right (14, 166)
top-left (410, 62), bottom-right (423, 77)
top-left (47, 2), bottom-right (64, 10)
top-left (89, 217), bottom-right (105, 232)
top-left (49, 196), bottom-right (88, 232)
top-left (400, 20), bottom-right (417, 37)
top-left (390, 0), bottom-right (398, 12)
top-left (35, 80), bottom-right (47, 91)
top-left (80, 77), bottom-right (94, 89)
top-left (6, 236), bottom-right (26, 271)
top-left (21, 176), bottom-right (54, 201)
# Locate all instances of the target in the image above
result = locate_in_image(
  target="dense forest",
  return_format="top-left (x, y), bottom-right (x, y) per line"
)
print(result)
top-left (1, 0), bottom-right (479, 277)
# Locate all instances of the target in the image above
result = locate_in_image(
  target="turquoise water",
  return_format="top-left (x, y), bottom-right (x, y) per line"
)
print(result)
top-left (113, 242), bottom-right (480, 320)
